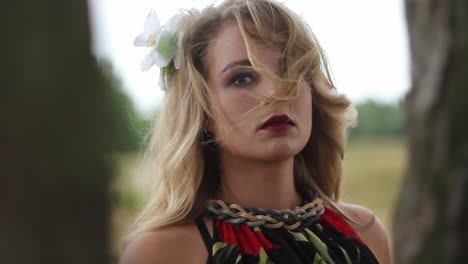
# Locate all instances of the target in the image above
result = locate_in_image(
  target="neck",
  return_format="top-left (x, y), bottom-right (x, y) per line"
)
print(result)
top-left (216, 153), bottom-right (301, 209)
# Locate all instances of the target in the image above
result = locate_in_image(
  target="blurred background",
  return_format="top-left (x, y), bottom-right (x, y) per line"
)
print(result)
top-left (86, 0), bottom-right (410, 259)
top-left (5, 0), bottom-right (467, 262)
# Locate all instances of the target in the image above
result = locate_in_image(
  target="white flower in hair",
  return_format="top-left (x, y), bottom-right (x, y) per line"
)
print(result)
top-left (133, 10), bottom-right (184, 71)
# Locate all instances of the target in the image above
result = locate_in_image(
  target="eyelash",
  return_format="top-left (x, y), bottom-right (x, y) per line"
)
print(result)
top-left (227, 72), bottom-right (258, 88)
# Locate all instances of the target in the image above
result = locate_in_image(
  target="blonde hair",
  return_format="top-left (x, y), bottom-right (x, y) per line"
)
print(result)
top-left (129, 0), bottom-right (356, 240)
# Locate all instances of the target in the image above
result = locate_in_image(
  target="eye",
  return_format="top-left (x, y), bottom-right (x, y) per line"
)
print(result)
top-left (227, 72), bottom-right (258, 88)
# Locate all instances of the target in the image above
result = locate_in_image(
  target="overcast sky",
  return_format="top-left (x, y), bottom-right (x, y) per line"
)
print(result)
top-left (88, 0), bottom-right (410, 113)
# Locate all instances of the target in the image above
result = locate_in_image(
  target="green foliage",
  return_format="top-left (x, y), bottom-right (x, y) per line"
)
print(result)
top-left (349, 99), bottom-right (405, 138)
top-left (110, 189), bottom-right (140, 210)
top-left (97, 60), bottom-right (151, 152)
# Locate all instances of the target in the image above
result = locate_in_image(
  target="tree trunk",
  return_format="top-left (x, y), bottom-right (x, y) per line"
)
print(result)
top-left (393, 0), bottom-right (468, 263)
top-left (1, 1), bottom-right (113, 263)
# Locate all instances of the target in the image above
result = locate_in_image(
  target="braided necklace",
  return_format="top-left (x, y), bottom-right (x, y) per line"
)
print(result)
top-left (207, 190), bottom-right (324, 230)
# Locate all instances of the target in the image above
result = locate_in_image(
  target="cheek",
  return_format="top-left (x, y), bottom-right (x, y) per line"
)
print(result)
top-left (296, 87), bottom-right (313, 123)
top-left (295, 88), bottom-right (313, 147)
top-left (212, 90), bottom-right (258, 132)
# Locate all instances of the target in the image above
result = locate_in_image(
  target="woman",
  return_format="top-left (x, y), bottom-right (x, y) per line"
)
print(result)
top-left (121, 0), bottom-right (390, 263)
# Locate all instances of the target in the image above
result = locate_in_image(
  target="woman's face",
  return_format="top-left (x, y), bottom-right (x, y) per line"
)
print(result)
top-left (205, 24), bottom-right (312, 162)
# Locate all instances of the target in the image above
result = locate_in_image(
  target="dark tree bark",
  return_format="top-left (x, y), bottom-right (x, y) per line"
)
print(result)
top-left (394, 0), bottom-right (468, 263)
top-left (1, 1), bottom-right (114, 263)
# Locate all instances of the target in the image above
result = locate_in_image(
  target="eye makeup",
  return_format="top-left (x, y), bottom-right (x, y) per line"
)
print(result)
top-left (226, 71), bottom-right (259, 88)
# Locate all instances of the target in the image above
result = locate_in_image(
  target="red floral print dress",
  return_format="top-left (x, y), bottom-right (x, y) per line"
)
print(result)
top-left (207, 207), bottom-right (379, 264)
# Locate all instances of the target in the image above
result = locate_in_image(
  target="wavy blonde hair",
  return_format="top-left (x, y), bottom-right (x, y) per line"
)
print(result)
top-left (129, 0), bottom-right (356, 240)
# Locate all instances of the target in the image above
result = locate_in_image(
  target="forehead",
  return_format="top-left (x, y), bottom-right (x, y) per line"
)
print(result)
top-left (206, 24), bottom-right (280, 77)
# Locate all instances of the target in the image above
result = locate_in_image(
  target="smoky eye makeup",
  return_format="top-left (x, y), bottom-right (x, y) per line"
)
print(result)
top-left (224, 69), bottom-right (259, 88)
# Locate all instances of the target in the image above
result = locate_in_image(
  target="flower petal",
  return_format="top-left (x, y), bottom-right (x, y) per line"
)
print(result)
top-left (154, 51), bottom-right (171, 68)
top-left (165, 13), bottom-right (184, 33)
top-left (133, 33), bottom-right (149, 47)
top-left (155, 31), bottom-right (177, 64)
top-left (173, 32), bottom-right (183, 69)
top-left (140, 50), bottom-right (157, 71)
top-left (143, 10), bottom-right (161, 36)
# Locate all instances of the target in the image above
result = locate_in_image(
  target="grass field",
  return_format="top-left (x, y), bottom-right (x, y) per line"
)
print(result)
top-left (111, 137), bottom-right (406, 258)
top-left (342, 137), bottom-right (406, 240)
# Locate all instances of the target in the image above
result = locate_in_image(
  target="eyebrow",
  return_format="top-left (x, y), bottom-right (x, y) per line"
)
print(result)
top-left (219, 59), bottom-right (251, 76)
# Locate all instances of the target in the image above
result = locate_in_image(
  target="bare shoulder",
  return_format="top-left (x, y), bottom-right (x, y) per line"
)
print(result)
top-left (337, 202), bottom-right (391, 264)
top-left (119, 223), bottom-right (207, 264)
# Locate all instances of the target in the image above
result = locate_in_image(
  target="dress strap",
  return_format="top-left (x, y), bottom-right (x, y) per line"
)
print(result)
top-left (194, 217), bottom-right (214, 263)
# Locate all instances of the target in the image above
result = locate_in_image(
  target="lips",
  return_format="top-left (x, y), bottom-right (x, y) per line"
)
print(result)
top-left (259, 114), bottom-right (295, 130)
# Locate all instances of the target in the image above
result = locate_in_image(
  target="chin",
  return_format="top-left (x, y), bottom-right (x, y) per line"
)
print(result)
top-left (260, 142), bottom-right (303, 161)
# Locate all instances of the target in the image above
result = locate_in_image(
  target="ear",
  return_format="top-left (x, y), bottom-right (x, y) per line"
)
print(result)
top-left (206, 117), bottom-right (215, 134)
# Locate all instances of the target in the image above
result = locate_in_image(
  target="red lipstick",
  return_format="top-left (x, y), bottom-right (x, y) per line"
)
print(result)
top-left (260, 114), bottom-right (295, 132)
